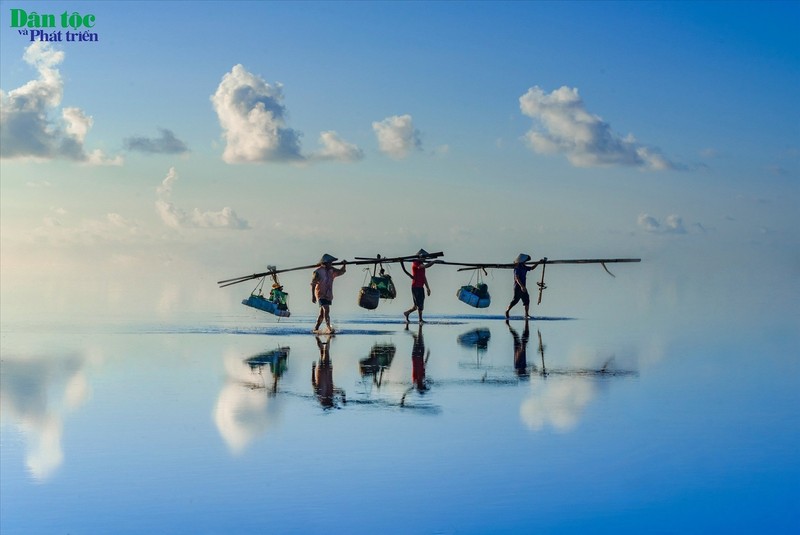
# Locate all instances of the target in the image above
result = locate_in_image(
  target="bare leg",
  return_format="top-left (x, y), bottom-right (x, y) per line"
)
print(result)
top-left (404, 306), bottom-right (416, 323)
top-left (323, 305), bottom-right (332, 331)
top-left (314, 308), bottom-right (324, 331)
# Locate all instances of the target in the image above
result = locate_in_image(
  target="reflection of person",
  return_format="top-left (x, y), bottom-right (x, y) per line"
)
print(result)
top-left (508, 318), bottom-right (531, 377)
top-left (410, 324), bottom-right (429, 393)
top-left (401, 249), bottom-right (435, 324)
top-left (312, 335), bottom-right (345, 408)
top-left (505, 253), bottom-right (535, 319)
top-left (311, 253), bottom-right (347, 333)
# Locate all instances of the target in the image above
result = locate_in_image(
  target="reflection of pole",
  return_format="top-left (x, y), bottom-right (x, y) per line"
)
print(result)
top-left (537, 329), bottom-right (547, 377)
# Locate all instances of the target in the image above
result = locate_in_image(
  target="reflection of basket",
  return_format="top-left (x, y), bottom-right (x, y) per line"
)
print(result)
top-left (457, 328), bottom-right (491, 351)
top-left (358, 287), bottom-right (380, 310)
top-left (359, 343), bottom-right (396, 375)
top-left (457, 284), bottom-right (491, 308)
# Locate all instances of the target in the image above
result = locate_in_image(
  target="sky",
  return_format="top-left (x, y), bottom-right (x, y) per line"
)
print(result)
top-left (1, 0), bottom-right (798, 323)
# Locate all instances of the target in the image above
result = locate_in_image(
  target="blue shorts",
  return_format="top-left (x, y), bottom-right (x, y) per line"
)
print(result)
top-left (318, 299), bottom-right (332, 307)
top-left (509, 286), bottom-right (530, 307)
top-left (411, 287), bottom-right (425, 310)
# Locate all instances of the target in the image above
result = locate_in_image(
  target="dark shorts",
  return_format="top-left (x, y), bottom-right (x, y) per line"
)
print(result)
top-left (411, 287), bottom-right (425, 310)
top-left (509, 286), bottom-right (530, 307)
top-left (318, 298), bottom-right (332, 307)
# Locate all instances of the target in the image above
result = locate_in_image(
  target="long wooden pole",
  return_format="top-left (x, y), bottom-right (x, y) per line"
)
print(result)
top-left (218, 251), bottom-right (444, 288)
top-left (446, 258), bottom-right (641, 271)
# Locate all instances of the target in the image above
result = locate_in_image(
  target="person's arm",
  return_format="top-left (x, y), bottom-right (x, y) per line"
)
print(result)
top-left (400, 261), bottom-right (412, 279)
top-left (336, 260), bottom-right (347, 276)
top-left (425, 280), bottom-right (431, 296)
top-left (514, 270), bottom-right (527, 292)
top-left (311, 272), bottom-right (318, 302)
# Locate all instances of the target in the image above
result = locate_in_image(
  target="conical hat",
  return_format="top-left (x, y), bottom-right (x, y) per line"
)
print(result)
top-left (320, 253), bottom-right (337, 264)
top-left (416, 248), bottom-right (429, 257)
top-left (515, 253), bottom-right (531, 264)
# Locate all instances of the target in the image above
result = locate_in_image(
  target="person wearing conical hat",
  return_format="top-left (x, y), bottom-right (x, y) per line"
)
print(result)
top-left (400, 249), bottom-right (436, 324)
top-left (505, 253), bottom-right (535, 320)
top-left (311, 253), bottom-right (347, 333)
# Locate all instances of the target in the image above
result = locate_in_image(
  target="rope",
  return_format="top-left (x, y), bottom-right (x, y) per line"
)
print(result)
top-left (251, 276), bottom-right (266, 297)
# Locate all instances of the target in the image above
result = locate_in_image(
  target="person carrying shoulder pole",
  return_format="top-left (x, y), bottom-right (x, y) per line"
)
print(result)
top-left (505, 253), bottom-right (535, 319)
top-left (401, 249), bottom-right (435, 324)
top-left (311, 253), bottom-right (347, 333)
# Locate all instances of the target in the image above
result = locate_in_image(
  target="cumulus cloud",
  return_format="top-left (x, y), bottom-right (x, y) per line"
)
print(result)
top-left (372, 114), bottom-right (421, 159)
top-left (211, 64), bottom-right (303, 163)
top-left (638, 213), bottom-right (687, 234)
top-left (155, 167), bottom-right (249, 230)
top-left (519, 85), bottom-right (676, 170)
top-left (125, 128), bottom-right (189, 154)
top-left (0, 43), bottom-right (121, 165)
top-left (312, 130), bottom-right (364, 162)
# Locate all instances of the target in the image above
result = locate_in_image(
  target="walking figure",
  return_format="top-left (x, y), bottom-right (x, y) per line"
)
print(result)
top-left (401, 249), bottom-right (435, 324)
top-left (311, 253), bottom-right (347, 333)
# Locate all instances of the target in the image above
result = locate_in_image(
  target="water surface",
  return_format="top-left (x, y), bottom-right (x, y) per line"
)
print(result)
top-left (1, 313), bottom-right (797, 534)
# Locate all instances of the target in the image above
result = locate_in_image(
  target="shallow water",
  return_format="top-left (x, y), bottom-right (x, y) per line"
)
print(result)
top-left (1, 313), bottom-right (798, 534)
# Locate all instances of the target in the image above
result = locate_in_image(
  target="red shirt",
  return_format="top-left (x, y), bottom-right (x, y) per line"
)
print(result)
top-left (411, 261), bottom-right (427, 288)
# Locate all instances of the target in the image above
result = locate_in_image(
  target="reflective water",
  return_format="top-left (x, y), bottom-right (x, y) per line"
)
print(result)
top-left (1, 313), bottom-right (798, 534)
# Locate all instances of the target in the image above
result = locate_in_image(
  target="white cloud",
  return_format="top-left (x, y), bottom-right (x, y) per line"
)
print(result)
top-left (638, 213), bottom-right (687, 234)
top-left (155, 167), bottom-right (249, 230)
top-left (124, 128), bottom-right (189, 154)
top-left (519, 85), bottom-right (676, 170)
top-left (313, 130), bottom-right (364, 162)
top-left (62, 107), bottom-right (91, 142)
top-left (372, 114), bottom-right (421, 159)
top-left (0, 43), bottom-right (121, 165)
top-left (211, 64), bottom-right (303, 163)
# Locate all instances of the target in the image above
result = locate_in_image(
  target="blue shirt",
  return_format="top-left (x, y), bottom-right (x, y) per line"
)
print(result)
top-left (513, 264), bottom-right (530, 288)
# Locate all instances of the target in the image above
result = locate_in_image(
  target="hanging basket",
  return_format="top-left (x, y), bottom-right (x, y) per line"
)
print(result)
top-left (358, 286), bottom-right (381, 310)
top-left (242, 292), bottom-right (291, 317)
top-left (370, 274), bottom-right (396, 299)
top-left (457, 283), bottom-right (491, 308)
top-left (242, 275), bottom-right (290, 317)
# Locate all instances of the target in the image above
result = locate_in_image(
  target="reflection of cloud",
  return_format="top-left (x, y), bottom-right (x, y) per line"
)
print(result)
top-left (155, 167), bottom-right (249, 230)
top-left (0, 354), bottom-right (91, 480)
top-left (520, 378), bottom-right (596, 432)
top-left (519, 85), bottom-right (676, 170)
top-left (213, 354), bottom-right (281, 454)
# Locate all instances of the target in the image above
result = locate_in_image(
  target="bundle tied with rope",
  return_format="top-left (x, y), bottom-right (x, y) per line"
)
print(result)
top-left (457, 267), bottom-right (491, 308)
top-left (241, 266), bottom-right (291, 317)
top-left (358, 258), bottom-right (397, 310)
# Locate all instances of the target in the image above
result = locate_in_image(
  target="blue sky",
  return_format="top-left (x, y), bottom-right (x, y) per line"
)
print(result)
top-left (1, 0), bottom-right (798, 320)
